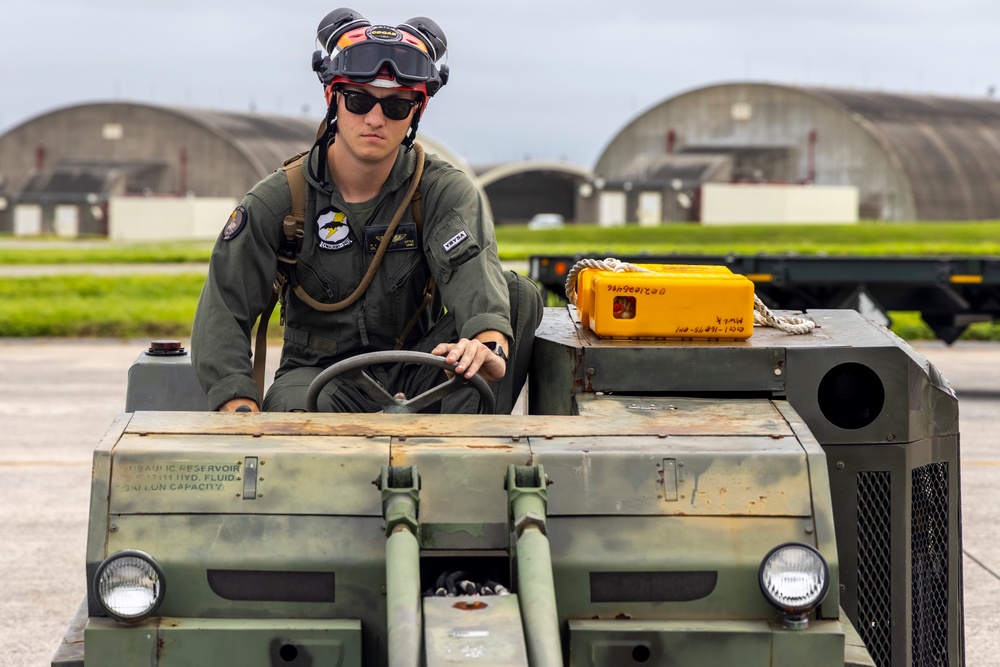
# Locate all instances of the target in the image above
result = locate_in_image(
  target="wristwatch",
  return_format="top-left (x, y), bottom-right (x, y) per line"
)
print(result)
top-left (482, 340), bottom-right (508, 363)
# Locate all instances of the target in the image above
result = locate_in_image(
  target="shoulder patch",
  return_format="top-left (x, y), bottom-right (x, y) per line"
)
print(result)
top-left (222, 206), bottom-right (247, 241)
top-left (443, 230), bottom-right (468, 253)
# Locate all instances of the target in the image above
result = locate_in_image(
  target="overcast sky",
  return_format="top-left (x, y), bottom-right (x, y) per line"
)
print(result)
top-left (2, 1), bottom-right (998, 167)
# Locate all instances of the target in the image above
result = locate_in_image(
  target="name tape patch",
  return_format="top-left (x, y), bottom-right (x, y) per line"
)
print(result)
top-left (365, 223), bottom-right (418, 253)
top-left (443, 230), bottom-right (468, 253)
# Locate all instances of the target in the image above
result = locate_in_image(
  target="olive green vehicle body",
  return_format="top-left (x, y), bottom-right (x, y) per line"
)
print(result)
top-left (52, 307), bottom-right (963, 667)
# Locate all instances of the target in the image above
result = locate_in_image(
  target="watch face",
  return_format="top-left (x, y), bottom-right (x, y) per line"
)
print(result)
top-left (484, 341), bottom-right (507, 362)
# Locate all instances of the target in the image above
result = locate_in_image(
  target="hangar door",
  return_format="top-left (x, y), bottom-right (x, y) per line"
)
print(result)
top-left (598, 191), bottom-right (626, 226)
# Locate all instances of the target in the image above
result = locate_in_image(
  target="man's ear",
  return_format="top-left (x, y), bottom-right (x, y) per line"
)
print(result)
top-left (324, 85), bottom-right (335, 108)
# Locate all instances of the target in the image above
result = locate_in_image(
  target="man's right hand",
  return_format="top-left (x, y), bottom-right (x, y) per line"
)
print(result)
top-left (219, 398), bottom-right (260, 412)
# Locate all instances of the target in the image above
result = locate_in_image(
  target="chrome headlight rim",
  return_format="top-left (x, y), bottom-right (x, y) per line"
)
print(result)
top-left (758, 542), bottom-right (830, 615)
top-left (93, 549), bottom-right (166, 623)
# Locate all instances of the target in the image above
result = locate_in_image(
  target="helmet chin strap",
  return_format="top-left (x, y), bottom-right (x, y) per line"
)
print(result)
top-left (402, 104), bottom-right (422, 152)
top-left (309, 100), bottom-right (339, 189)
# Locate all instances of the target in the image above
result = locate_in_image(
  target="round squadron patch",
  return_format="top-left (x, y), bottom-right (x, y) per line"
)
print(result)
top-left (222, 206), bottom-right (247, 241)
top-left (316, 207), bottom-right (353, 251)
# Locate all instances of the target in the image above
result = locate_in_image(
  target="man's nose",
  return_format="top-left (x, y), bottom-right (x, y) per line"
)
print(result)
top-left (365, 104), bottom-right (386, 126)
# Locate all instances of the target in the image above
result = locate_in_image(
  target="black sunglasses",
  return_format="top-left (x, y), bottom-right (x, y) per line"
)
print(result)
top-left (339, 89), bottom-right (420, 121)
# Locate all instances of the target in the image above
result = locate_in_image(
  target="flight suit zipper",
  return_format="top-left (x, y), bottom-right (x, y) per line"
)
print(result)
top-left (298, 256), bottom-right (335, 298)
top-left (359, 298), bottom-right (370, 348)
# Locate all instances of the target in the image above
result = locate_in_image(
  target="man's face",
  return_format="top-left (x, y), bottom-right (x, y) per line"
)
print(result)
top-left (331, 84), bottom-right (421, 165)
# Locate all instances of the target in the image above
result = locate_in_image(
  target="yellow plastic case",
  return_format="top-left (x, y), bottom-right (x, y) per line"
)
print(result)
top-left (575, 264), bottom-right (732, 327)
top-left (575, 264), bottom-right (754, 339)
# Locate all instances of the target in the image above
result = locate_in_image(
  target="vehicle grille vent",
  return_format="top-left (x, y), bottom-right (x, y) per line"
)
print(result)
top-left (857, 471), bottom-right (892, 667)
top-left (911, 462), bottom-right (949, 667)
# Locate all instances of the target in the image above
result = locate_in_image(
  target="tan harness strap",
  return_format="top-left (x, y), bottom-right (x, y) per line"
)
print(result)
top-left (252, 151), bottom-right (310, 401)
top-left (393, 186), bottom-right (433, 349)
top-left (292, 143), bottom-right (426, 312)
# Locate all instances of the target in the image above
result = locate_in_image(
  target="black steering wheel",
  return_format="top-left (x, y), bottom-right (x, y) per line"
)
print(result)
top-left (305, 350), bottom-right (496, 414)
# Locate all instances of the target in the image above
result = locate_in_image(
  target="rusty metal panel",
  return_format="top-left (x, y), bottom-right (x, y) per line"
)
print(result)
top-left (568, 618), bottom-right (844, 667)
top-left (123, 409), bottom-right (813, 439)
top-left (550, 516), bottom-right (815, 621)
top-left (105, 514), bottom-right (385, 621)
top-left (424, 595), bottom-right (529, 666)
top-left (784, 321), bottom-right (958, 447)
top-left (392, 437), bottom-right (531, 550)
top-left (85, 616), bottom-right (362, 667)
top-left (536, 434), bottom-right (811, 518)
top-left (86, 414), bottom-right (131, 571)
top-left (109, 435), bottom-right (388, 516)
top-left (574, 395), bottom-right (793, 436)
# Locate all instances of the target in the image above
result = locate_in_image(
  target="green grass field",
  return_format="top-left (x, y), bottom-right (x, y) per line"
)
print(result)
top-left (2, 222), bottom-right (999, 340)
top-left (495, 221), bottom-right (1000, 258)
top-left (4, 220), bottom-right (1000, 263)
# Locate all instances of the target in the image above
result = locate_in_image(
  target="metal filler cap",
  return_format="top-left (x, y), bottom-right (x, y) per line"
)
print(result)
top-left (146, 340), bottom-right (186, 356)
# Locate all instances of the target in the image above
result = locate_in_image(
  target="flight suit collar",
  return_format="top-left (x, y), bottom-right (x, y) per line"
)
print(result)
top-left (303, 142), bottom-right (419, 203)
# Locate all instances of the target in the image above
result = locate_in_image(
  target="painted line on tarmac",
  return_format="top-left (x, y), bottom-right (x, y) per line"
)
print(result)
top-left (964, 550), bottom-right (1000, 583)
top-left (0, 461), bottom-right (89, 466)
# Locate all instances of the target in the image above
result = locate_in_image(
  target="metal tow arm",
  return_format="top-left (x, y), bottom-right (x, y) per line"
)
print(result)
top-left (507, 465), bottom-right (563, 667)
top-left (380, 465), bottom-right (421, 667)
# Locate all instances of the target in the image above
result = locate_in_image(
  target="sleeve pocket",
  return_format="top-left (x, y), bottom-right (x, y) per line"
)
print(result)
top-left (426, 221), bottom-right (482, 284)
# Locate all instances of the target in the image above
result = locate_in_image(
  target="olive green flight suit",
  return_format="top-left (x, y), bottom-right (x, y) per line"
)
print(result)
top-left (192, 144), bottom-right (541, 413)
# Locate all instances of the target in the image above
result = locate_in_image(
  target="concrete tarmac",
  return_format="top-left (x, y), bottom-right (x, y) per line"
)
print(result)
top-left (1, 338), bottom-right (997, 666)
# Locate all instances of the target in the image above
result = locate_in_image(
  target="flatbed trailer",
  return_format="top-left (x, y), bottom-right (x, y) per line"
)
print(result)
top-left (529, 254), bottom-right (1000, 343)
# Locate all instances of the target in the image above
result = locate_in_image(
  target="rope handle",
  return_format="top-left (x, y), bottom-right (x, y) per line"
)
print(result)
top-left (564, 257), bottom-right (816, 335)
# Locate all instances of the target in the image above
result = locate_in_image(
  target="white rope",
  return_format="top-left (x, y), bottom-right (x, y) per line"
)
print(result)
top-left (751, 294), bottom-right (816, 334)
top-left (564, 258), bottom-right (816, 335)
top-left (564, 257), bottom-right (653, 306)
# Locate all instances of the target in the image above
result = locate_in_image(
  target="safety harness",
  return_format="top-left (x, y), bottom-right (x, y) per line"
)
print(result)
top-left (251, 142), bottom-right (435, 398)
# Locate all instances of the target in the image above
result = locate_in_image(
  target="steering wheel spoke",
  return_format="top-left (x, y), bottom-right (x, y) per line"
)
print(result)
top-left (305, 351), bottom-right (495, 414)
top-left (349, 369), bottom-right (399, 409)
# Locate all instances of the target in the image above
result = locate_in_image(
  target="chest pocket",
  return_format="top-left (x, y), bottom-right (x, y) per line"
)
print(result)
top-left (295, 253), bottom-right (344, 302)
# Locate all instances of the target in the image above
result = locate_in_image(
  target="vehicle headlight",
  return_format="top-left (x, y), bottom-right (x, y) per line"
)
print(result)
top-left (94, 550), bottom-right (166, 622)
top-left (758, 543), bottom-right (829, 615)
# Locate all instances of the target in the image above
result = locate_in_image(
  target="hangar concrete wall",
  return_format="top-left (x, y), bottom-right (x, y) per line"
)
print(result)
top-left (700, 183), bottom-right (859, 224)
top-left (109, 196), bottom-right (238, 241)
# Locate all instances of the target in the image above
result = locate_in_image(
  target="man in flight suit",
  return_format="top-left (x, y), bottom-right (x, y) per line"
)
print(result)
top-left (191, 8), bottom-right (543, 413)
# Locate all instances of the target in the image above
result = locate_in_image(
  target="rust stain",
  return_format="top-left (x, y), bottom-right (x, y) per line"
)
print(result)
top-left (453, 600), bottom-right (489, 611)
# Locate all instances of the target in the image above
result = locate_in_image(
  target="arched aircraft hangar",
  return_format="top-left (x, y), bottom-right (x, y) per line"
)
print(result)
top-left (0, 101), bottom-right (478, 236)
top-left (475, 161), bottom-right (594, 225)
top-left (594, 82), bottom-right (1000, 222)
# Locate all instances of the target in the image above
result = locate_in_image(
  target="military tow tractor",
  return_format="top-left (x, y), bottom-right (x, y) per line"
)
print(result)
top-left (52, 263), bottom-right (963, 667)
